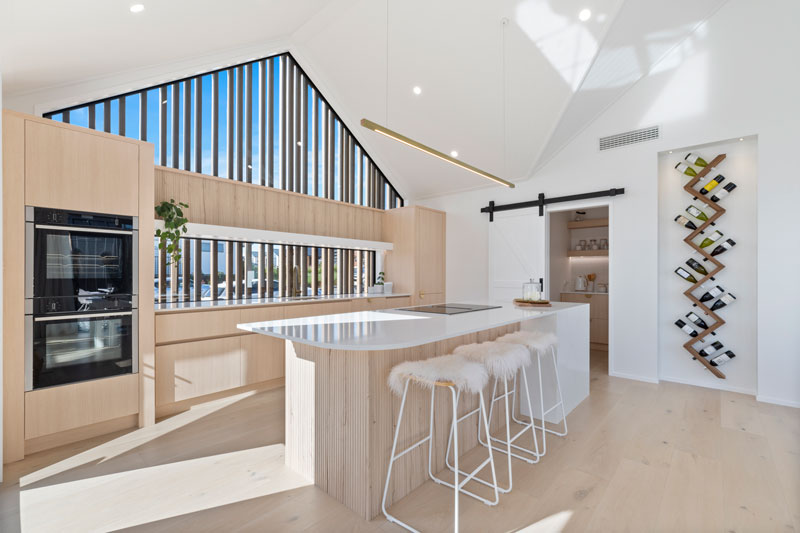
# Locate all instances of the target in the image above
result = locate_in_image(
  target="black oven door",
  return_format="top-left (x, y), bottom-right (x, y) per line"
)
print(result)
top-left (30, 225), bottom-right (135, 314)
top-left (26, 311), bottom-right (138, 391)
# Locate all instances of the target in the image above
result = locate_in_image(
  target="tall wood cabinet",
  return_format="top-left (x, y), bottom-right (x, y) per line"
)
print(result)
top-left (382, 206), bottom-right (446, 305)
top-left (2, 111), bottom-right (154, 463)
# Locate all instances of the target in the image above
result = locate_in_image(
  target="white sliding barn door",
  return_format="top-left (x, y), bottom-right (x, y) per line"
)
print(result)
top-left (488, 209), bottom-right (547, 304)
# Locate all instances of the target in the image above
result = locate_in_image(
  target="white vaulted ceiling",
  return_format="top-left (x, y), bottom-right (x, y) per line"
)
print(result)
top-left (0, 0), bottom-right (728, 200)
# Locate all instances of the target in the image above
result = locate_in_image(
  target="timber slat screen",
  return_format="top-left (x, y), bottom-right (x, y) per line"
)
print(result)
top-left (154, 238), bottom-right (376, 303)
top-left (46, 52), bottom-right (399, 303)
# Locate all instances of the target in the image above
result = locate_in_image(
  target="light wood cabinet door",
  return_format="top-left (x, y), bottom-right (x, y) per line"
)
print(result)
top-left (240, 334), bottom-right (284, 385)
top-left (155, 337), bottom-right (243, 406)
top-left (24, 121), bottom-right (139, 215)
top-left (24, 374), bottom-right (139, 439)
top-left (591, 318), bottom-right (609, 344)
top-left (380, 296), bottom-right (411, 309)
top-left (155, 309), bottom-right (243, 345)
top-left (416, 208), bottom-right (446, 298)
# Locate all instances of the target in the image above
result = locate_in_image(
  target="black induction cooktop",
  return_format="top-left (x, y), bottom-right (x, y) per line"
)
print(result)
top-left (397, 303), bottom-right (501, 315)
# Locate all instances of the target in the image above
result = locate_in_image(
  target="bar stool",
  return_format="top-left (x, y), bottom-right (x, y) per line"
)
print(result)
top-left (383, 354), bottom-right (499, 533)
top-left (450, 341), bottom-right (541, 494)
top-left (497, 330), bottom-right (567, 456)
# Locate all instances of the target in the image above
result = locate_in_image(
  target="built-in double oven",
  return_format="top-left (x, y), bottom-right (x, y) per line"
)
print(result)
top-left (25, 207), bottom-right (138, 391)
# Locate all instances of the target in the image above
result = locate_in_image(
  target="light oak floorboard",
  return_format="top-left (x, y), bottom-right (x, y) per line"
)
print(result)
top-left (1, 351), bottom-right (797, 532)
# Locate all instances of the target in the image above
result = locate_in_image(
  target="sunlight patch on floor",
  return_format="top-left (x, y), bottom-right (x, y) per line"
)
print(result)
top-left (20, 388), bottom-right (261, 488)
top-left (20, 444), bottom-right (310, 532)
top-left (513, 510), bottom-right (573, 533)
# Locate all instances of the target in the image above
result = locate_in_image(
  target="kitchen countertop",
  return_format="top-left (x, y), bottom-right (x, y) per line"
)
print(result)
top-left (154, 292), bottom-right (411, 314)
top-left (237, 301), bottom-right (585, 351)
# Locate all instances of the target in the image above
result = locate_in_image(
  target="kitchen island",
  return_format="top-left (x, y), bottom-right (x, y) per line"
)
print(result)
top-left (238, 301), bottom-right (589, 520)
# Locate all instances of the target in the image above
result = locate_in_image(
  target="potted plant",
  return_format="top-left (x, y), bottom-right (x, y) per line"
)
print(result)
top-left (375, 271), bottom-right (385, 294)
top-left (155, 199), bottom-right (189, 265)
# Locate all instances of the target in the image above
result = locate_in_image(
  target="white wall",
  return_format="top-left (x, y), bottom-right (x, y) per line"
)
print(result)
top-left (420, 0), bottom-right (800, 405)
top-left (658, 137), bottom-right (758, 395)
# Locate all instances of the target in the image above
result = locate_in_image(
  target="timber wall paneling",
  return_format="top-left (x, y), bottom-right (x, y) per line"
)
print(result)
top-left (154, 166), bottom-right (384, 241)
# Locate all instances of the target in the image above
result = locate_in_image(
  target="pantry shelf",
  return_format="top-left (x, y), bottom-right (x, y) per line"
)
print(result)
top-left (567, 218), bottom-right (609, 230)
top-left (568, 250), bottom-right (608, 257)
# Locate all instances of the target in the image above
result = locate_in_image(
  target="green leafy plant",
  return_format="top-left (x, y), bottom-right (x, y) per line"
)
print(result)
top-left (376, 271), bottom-right (385, 286)
top-left (155, 199), bottom-right (189, 265)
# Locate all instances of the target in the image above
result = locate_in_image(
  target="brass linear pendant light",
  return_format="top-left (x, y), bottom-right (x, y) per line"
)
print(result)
top-left (361, 2), bottom-right (514, 189)
top-left (360, 119), bottom-right (514, 188)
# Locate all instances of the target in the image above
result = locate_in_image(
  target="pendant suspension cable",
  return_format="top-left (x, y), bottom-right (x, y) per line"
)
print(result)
top-left (386, 0), bottom-right (390, 126)
top-left (501, 17), bottom-right (508, 178)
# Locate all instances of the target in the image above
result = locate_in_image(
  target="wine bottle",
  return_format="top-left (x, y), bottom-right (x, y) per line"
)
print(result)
top-left (685, 153), bottom-right (709, 167)
top-left (710, 350), bottom-right (736, 366)
top-left (686, 311), bottom-right (709, 329)
top-left (685, 205), bottom-right (709, 221)
top-left (710, 293), bottom-right (736, 311)
top-left (699, 341), bottom-right (724, 357)
top-left (699, 174), bottom-right (725, 195)
top-left (675, 267), bottom-right (698, 283)
top-left (699, 284), bottom-right (724, 302)
top-left (710, 238), bottom-right (736, 256)
top-left (675, 319), bottom-right (698, 337)
top-left (699, 230), bottom-right (723, 248)
top-left (686, 257), bottom-right (708, 276)
top-left (675, 162), bottom-right (698, 177)
top-left (675, 215), bottom-right (698, 230)
top-left (710, 182), bottom-right (736, 202)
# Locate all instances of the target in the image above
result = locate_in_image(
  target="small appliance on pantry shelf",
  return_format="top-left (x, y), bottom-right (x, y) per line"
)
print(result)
top-left (575, 275), bottom-right (588, 291)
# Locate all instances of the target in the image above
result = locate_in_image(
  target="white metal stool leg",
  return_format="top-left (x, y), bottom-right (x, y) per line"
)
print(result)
top-left (546, 345), bottom-right (568, 437)
top-left (533, 345), bottom-right (568, 456)
top-left (496, 365), bottom-right (542, 459)
top-left (384, 379), bottom-right (499, 533)
top-left (484, 367), bottom-right (542, 465)
top-left (382, 380), bottom-right (423, 533)
top-left (438, 389), bottom-right (501, 504)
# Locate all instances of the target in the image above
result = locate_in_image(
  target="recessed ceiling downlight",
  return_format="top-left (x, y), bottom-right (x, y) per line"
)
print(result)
top-left (578, 8), bottom-right (591, 21)
top-left (130, 4), bottom-right (145, 13)
top-left (450, 150), bottom-right (459, 158)
top-left (412, 86), bottom-right (422, 95)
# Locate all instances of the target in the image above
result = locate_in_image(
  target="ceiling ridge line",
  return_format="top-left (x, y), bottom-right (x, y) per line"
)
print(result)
top-left (519, 1), bottom-right (627, 181)
top-left (530, 0), bottom-right (732, 176)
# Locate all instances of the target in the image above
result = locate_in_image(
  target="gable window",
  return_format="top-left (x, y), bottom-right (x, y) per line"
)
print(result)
top-left (45, 52), bottom-right (403, 210)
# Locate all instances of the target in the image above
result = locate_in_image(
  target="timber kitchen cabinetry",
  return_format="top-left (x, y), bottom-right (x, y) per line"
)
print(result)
top-left (382, 206), bottom-right (446, 305)
top-left (2, 111), bottom-right (154, 462)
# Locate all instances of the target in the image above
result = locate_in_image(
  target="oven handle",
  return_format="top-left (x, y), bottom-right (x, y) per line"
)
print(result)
top-left (33, 311), bottom-right (133, 322)
top-left (34, 224), bottom-right (134, 235)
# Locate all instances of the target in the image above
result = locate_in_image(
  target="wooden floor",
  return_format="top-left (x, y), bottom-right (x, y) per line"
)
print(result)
top-left (1, 351), bottom-right (798, 532)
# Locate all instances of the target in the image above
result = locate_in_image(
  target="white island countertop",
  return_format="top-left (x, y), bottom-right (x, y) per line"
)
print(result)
top-left (237, 301), bottom-right (586, 351)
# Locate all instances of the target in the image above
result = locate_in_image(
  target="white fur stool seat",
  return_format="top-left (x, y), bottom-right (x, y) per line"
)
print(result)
top-left (453, 341), bottom-right (531, 380)
top-left (496, 330), bottom-right (557, 354)
top-left (388, 354), bottom-right (488, 396)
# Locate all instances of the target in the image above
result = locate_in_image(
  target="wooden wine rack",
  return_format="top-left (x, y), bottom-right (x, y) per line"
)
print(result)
top-left (680, 153), bottom-right (727, 379)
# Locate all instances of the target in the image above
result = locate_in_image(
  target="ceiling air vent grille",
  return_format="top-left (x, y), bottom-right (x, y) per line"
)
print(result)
top-left (599, 126), bottom-right (659, 151)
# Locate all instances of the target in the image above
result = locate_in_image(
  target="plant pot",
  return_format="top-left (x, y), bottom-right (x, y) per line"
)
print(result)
top-left (375, 285), bottom-right (384, 294)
